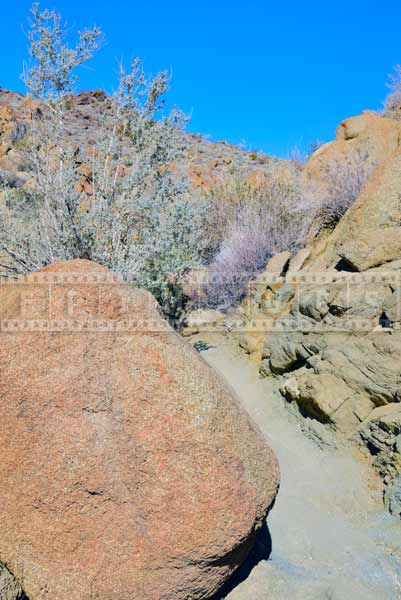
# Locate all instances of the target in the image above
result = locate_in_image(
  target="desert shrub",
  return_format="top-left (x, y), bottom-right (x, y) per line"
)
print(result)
top-left (22, 2), bottom-right (102, 99)
top-left (383, 65), bottom-right (401, 120)
top-left (0, 79), bottom-right (211, 318)
top-left (288, 146), bottom-right (307, 167)
top-left (198, 164), bottom-right (313, 308)
top-left (195, 143), bottom-right (376, 309)
top-left (1, 4), bottom-right (379, 319)
top-left (310, 147), bottom-right (377, 234)
top-left (0, 6), bottom-right (211, 319)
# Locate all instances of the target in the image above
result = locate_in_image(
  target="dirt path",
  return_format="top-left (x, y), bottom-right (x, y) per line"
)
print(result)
top-left (196, 336), bottom-right (401, 599)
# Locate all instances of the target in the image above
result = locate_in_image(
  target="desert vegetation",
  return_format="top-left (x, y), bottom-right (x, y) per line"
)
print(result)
top-left (0, 4), bottom-right (214, 317)
top-left (0, 3), bottom-right (383, 320)
top-left (307, 146), bottom-right (378, 235)
top-left (383, 64), bottom-right (401, 119)
top-left (199, 164), bottom-right (311, 308)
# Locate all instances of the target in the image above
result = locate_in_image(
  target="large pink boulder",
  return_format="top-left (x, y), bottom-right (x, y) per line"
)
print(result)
top-left (0, 260), bottom-right (279, 600)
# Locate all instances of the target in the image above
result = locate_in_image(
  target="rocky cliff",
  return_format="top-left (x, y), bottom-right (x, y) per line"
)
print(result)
top-left (190, 111), bottom-right (401, 517)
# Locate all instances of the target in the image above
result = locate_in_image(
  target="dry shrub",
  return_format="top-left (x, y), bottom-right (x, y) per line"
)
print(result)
top-left (383, 65), bottom-right (401, 120)
top-left (0, 5), bottom-right (211, 319)
top-left (309, 146), bottom-right (377, 235)
top-left (197, 164), bottom-right (314, 308)
top-left (195, 143), bottom-right (377, 309)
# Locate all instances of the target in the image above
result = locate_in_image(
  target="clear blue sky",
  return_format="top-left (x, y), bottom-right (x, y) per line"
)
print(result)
top-left (1, 0), bottom-right (400, 157)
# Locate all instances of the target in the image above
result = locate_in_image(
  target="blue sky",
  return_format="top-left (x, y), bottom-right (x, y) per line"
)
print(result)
top-left (1, 1), bottom-right (400, 157)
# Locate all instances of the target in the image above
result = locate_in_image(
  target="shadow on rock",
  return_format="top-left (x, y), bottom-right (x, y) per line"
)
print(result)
top-left (210, 520), bottom-right (272, 599)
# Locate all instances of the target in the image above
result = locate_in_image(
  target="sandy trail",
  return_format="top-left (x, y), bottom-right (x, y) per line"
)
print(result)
top-left (197, 336), bottom-right (401, 599)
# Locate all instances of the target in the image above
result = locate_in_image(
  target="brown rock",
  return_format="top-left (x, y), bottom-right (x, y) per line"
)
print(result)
top-left (22, 95), bottom-right (42, 120)
top-left (382, 289), bottom-right (401, 323)
top-left (307, 140), bottom-right (401, 271)
top-left (78, 161), bottom-right (93, 179)
top-left (246, 254), bottom-right (291, 309)
top-left (336, 112), bottom-right (398, 142)
top-left (264, 251), bottom-right (292, 275)
top-left (305, 111), bottom-right (401, 185)
top-left (0, 142), bottom-right (11, 156)
top-left (0, 103), bottom-right (15, 146)
top-left (75, 178), bottom-right (93, 195)
top-left (287, 248), bottom-right (310, 273)
top-left (85, 146), bottom-right (101, 159)
top-left (281, 372), bottom-right (353, 424)
top-left (0, 156), bottom-right (17, 172)
top-left (237, 332), bottom-right (266, 362)
top-left (182, 308), bottom-right (225, 336)
top-left (361, 402), bottom-right (401, 426)
top-left (359, 404), bottom-right (401, 480)
top-left (0, 103), bottom-right (14, 125)
top-left (0, 259), bottom-right (279, 600)
top-left (337, 227), bottom-right (401, 271)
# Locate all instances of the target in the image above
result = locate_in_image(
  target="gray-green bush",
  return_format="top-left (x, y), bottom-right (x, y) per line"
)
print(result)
top-left (22, 2), bottom-right (102, 98)
top-left (310, 146), bottom-right (377, 234)
top-left (0, 5), bottom-right (211, 319)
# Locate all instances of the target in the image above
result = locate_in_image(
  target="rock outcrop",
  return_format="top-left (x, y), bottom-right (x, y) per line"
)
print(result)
top-left (235, 267), bottom-right (401, 509)
top-left (304, 121), bottom-right (401, 271)
top-left (0, 259), bottom-right (279, 600)
top-left (221, 111), bottom-right (401, 509)
top-left (304, 111), bottom-right (401, 187)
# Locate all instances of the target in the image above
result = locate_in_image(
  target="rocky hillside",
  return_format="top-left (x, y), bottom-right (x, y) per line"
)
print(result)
top-left (0, 88), bottom-right (276, 193)
top-left (185, 110), bottom-right (401, 518)
top-left (2, 3), bottom-right (401, 598)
